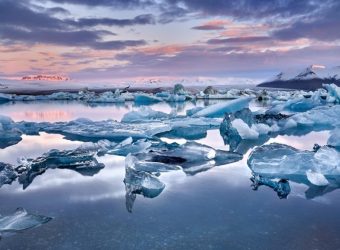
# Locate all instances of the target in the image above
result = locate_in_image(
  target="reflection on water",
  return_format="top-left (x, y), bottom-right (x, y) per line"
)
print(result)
top-left (0, 101), bottom-right (340, 250)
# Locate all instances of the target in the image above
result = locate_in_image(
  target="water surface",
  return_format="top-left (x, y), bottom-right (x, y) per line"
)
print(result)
top-left (0, 101), bottom-right (339, 250)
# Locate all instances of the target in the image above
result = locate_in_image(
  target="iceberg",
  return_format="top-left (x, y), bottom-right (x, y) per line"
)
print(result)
top-left (16, 145), bottom-right (105, 189)
top-left (121, 106), bottom-right (170, 123)
top-left (86, 91), bottom-right (125, 103)
top-left (107, 138), bottom-right (152, 156)
top-left (133, 141), bottom-right (242, 175)
top-left (250, 174), bottom-right (291, 199)
top-left (125, 154), bottom-right (181, 174)
top-left (124, 154), bottom-right (166, 212)
top-left (191, 97), bottom-right (252, 118)
top-left (0, 115), bottom-right (23, 148)
top-left (34, 118), bottom-right (172, 142)
top-left (173, 84), bottom-right (187, 95)
top-left (247, 143), bottom-right (340, 185)
top-left (323, 83), bottom-right (340, 103)
top-left (134, 94), bottom-right (162, 104)
top-left (220, 105), bottom-right (340, 153)
top-left (0, 93), bottom-right (11, 104)
top-left (0, 208), bottom-right (52, 238)
top-left (0, 163), bottom-right (17, 188)
top-left (328, 128), bottom-right (340, 148)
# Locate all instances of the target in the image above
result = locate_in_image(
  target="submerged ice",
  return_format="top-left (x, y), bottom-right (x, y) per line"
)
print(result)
top-left (0, 208), bottom-right (52, 238)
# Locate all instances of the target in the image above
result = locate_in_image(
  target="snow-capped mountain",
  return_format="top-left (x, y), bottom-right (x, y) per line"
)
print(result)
top-left (258, 65), bottom-right (340, 90)
top-left (21, 74), bottom-right (70, 81)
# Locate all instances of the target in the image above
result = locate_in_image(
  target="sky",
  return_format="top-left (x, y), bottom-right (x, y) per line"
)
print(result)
top-left (0, 0), bottom-right (339, 83)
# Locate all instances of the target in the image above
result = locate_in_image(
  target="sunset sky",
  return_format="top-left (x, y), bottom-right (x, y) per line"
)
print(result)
top-left (0, 0), bottom-right (339, 82)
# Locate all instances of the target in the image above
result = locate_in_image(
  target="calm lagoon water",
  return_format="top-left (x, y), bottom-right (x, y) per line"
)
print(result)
top-left (0, 100), bottom-right (339, 250)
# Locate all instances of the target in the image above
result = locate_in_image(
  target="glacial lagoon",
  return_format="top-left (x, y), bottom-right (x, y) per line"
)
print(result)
top-left (0, 87), bottom-right (340, 250)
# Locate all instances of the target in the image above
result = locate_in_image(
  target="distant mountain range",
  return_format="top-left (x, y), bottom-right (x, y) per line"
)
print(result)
top-left (258, 65), bottom-right (340, 90)
top-left (21, 74), bottom-right (70, 81)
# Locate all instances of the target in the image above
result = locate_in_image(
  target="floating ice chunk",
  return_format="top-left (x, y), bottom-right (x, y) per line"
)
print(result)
top-left (323, 83), bottom-right (340, 103)
top-left (125, 154), bottom-right (180, 173)
top-left (86, 91), bottom-right (125, 103)
top-left (16, 146), bottom-right (105, 189)
top-left (186, 107), bottom-right (204, 116)
top-left (134, 94), bottom-right (162, 104)
top-left (173, 84), bottom-right (186, 95)
top-left (39, 119), bottom-right (172, 142)
top-left (0, 115), bottom-right (23, 148)
top-left (124, 155), bottom-right (165, 212)
top-left (291, 105), bottom-right (340, 128)
top-left (134, 141), bottom-right (242, 175)
top-left (47, 91), bottom-right (78, 101)
top-left (251, 174), bottom-right (291, 199)
top-left (191, 97), bottom-right (252, 118)
top-left (327, 128), bottom-right (340, 148)
top-left (231, 119), bottom-right (259, 139)
top-left (121, 106), bottom-right (170, 123)
top-left (248, 143), bottom-right (340, 183)
top-left (163, 94), bottom-right (186, 102)
top-left (0, 208), bottom-right (52, 238)
top-left (0, 163), bottom-right (17, 188)
top-left (77, 139), bottom-right (118, 156)
top-left (0, 93), bottom-right (11, 104)
top-left (108, 138), bottom-right (152, 156)
top-left (306, 170), bottom-right (329, 186)
top-left (203, 86), bottom-right (218, 95)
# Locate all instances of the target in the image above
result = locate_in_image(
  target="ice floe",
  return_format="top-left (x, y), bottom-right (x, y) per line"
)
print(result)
top-left (0, 208), bottom-right (52, 238)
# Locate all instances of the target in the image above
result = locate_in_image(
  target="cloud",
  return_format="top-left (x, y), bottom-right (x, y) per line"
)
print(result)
top-left (164, 0), bottom-right (320, 19)
top-left (0, 1), bottom-right (148, 50)
top-left (208, 36), bottom-right (271, 44)
top-left (71, 44), bottom-right (340, 80)
top-left (192, 20), bottom-right (228, 30)
top-left (65, 14), bottom-right (156, 28)
top-left (0, 25), bottom-right (145, 50)
top-left (272, 1), bottom-right (340, 41)
top-left (48, 0), bottom-right (154, 8)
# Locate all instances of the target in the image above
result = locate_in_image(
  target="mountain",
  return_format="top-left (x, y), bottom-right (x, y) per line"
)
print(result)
top-left (258, 65), bottom-right (340, 90)
top-left (21, 74), bottom-right (70, 81)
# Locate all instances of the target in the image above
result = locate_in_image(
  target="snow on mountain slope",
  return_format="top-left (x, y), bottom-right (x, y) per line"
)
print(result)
top-left (259, 65), bottom-right (340, 90)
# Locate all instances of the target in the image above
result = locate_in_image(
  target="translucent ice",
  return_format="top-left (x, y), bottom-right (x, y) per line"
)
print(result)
top-left (121, 106), bottom-right (170, 123)
top-left (327, 128), bottom-right (340, 148)
top-left (134, 94), bottom-right (162, 104)
top-left (0, 93), bottom-right (11, 104)
top-left (124, 154), bottom-right (166, 212)
top-left (0, 115), bottom-right (23, 148)
top-left (220, 105), bottom-right (340, 153)
top-left (133, 141), bottom-right (242, 175)
top-left (306, 170), bottom-right (329, 186)
top-left (323, 83), bottom-right (340, 103)
top-left (250, 174), bottom-right (291, 199)
top-left (125, 154), bottom-right (181, 174)
top-left (16, 146), bottom-right (105, 189)
top-left (108, 138), bottom-right (152, 156)
top-left (191, 97), bottom-right (252, 118)
top-left (0, 163), bottom-right (17, 188)
top-left (86, 91), bottom-right (125, 103)
top-left (37, 118), bottom-right (172, 142)
top-left (247, 143), bottom-right (340, 185)
top-left (0, 208), bottom-right (52, 238)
